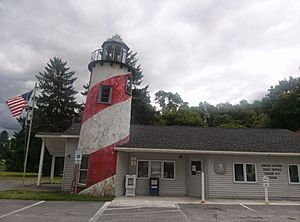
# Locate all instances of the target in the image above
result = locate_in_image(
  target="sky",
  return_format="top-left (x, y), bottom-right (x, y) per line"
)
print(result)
top-left (1, 0), bottom-right (300, 133)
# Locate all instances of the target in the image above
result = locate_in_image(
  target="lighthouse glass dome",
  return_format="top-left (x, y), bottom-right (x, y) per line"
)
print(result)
top-left (90, 35), bottom-right (129, 65)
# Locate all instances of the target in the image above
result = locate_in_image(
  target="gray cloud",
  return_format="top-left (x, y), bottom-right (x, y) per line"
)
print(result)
top-left (1, 0), bottom-right (300, 131)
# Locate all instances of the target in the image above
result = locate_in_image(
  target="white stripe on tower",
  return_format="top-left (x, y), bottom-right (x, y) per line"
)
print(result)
top-left (78, 99), bottom-right (131, 154)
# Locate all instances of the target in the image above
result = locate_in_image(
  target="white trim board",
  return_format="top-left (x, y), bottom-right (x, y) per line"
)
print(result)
top-left (35, 134), bottom-right (80, 138)
top-left (115, 147), bottom-right (300, 156)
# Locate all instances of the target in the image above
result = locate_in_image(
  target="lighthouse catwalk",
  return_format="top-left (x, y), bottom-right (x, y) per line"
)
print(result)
top-left (76, 35), bottom-right (133, 196)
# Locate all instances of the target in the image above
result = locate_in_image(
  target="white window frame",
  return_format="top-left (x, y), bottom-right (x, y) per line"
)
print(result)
top-left (288, 164), bottom-right (300, 184)
top-left (162, 161), bottom-right (176, 180)
top-left (125, 75), bottom-right (132, 95)
top-left (98, 85), bottom-right (112, 104)
top-left (233, 163), bottom-right (257, 184)
top-left (151, 160), bottom-right (162, 178)
top-left (136, 160), bottom-right (176, 180)
top-left (78, 155), bottom-right (89, 186)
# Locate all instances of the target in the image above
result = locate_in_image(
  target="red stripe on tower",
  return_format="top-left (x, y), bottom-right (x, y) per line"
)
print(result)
top-left (82, 74), bottom-right (131, 123)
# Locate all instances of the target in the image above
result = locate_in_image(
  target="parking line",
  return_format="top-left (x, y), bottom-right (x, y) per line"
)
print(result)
top-left (105, 206), bottom-right (143, 210)
top-left (100, 209), bottom-right (181, 216)
top-left (239, 203), bottom-right (257, 213)
top-left (88, 201), bottom-right (110, 222)
top-left (174, 202), bottom-right (191, 222)
top-left (0, 200), bottom-right (45, 220)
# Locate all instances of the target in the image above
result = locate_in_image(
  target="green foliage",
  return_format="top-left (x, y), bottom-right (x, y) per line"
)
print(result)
top-left (155, 91), bottom-right (187, 111)
top-left (262, 76), bottom-right (300, 130)
top-left (131, 86), bottom-right (157, 124)
top-left (4, 57), bottom-right (80, 174)
top-left (0, 190), bottom-right (113, 201)
top-left (36, 57), bottom-right (80, 132)
top-left (128, 51), bottom-right (156, 124)
top-left (0, 130), bottom-right (9, 159)
top-left (155, 107), bottom-right (205, 126)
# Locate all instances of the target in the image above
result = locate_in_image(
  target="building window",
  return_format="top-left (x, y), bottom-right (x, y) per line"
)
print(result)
top-left (137, 160), bottom-right (175, 180)
top-left (233, 163), bottom-right (256, 183)
top-left (288, 164), bottom-right (300, 184)
top-left (137, 160), bottom-right (149, 178)
top-left (163, 161), bottom-right (175, 179)
top-left (99, 86), bottom-right (112, 104)
top-left (151, 161), bottom-right (161, 178)
top-left (126, 76), bottom-right (132, 95)
top-left (78, 155), bottom-right (89, 185)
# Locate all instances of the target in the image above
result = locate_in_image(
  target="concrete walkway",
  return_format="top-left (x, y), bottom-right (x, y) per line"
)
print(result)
top-left (111, 196), bottom-right (300, 208)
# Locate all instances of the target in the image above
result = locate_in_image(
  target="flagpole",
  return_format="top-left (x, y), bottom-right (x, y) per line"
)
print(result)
top-left (21, 84), bottom-right (37, 192)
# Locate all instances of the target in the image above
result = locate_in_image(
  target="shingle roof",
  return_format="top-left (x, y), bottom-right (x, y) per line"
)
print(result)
top-left (121, 125), bottom-right (300, 153)
top-left (62, 123), bottom-right (81, 135)
top-left (54, 123), bottom-right (300, 153)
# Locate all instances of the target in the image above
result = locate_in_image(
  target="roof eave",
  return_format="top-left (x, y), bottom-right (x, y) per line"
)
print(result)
top-left (35, 134), bottom-right (80, 139)
top-left (115, 147), bottom-right (300, 156)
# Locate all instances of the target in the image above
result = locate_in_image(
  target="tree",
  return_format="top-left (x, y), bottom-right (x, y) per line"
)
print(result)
top-left (0, 130), bottom-right (9, 159)
top-left (128, 51), bottom-right (156, 124)
top-left (262, 76), bottom-right (300, 130)
top-left (81, 82), bottom-right (89, 97)
top-left (35, 57), bottom-right (80, 132)
top-left (155, 107), bottom-right (205, 126)
top-left (155, 91), bottom-right (186, 111)
top-left (131, 85), bottom-right (156, 124)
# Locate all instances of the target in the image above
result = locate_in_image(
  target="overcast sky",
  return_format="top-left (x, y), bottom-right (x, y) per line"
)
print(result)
top-left (1, 0), bottom-right (300, 132)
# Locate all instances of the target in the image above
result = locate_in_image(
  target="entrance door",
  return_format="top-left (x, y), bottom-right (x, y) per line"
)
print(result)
top-left (187, 159), bottom-right (202, 197)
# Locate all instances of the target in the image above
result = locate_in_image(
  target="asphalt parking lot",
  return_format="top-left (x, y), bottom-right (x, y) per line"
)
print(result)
top-left (0, 200), bottom-right (299, 222)
top-left (0, 200), bottom-right (104, 222)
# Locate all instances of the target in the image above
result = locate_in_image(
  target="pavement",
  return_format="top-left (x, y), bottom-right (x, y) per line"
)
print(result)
top-left (0, 197), bottom-right (300, 221)
top-left (0, 200), bottom-right (104, 222)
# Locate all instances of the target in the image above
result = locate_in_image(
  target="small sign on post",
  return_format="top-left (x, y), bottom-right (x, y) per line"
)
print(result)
top-left (263, 176), bottom-right (269, 204)
top-left (75, 150), bottom-right (82, 165)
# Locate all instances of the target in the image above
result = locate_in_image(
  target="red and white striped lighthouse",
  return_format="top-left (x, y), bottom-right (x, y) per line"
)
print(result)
top-left (77, 35), bottom-right (132, 196)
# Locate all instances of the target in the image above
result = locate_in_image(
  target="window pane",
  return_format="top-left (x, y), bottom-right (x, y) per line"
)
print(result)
top-left (151, 161), bottom-right (161, 178)
top-left (246, 164), bottom-right (256, 182)
top-left (106, 45), bottom-right (113, 60)
top-left (114, 45), bottom-right (121, 62)
top-left (79, 171), bottom-right (87, 184)
top-left (191, 161), bottom-right (201, 175)
top-left (80, 156), bottom-right (89, 170)
top-left (164, 162), bottom-right (175, 179)
top-left (99, 86), bottom-right (112, 103)
top-left (138, 161), bottom-right (148, 178)
top-left (289, 165), bottom-right (299, 183)
top-left (234, 164), bottom-right (244, 181)
top-left (126, 77), bottom-right (132, 95)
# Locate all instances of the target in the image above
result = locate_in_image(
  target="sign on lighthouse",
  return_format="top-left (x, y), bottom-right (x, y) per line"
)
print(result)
top-left (75, 35), bottom-right (133, 196)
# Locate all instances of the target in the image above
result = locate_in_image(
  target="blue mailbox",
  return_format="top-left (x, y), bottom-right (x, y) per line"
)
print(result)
top-left (149, 177), bottom-right (159, 196)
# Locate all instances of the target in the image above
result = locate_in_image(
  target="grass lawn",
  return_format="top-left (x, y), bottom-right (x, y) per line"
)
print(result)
top-left (0, 171), bottom-right (38, 177)
top-left (0, 171), bottom-right (62, 184)
top-left (0, 190), bottom-right (114, 201)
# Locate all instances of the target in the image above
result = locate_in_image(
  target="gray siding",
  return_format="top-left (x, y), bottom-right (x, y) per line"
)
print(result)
top-left (62, 138), bottom-right (78, 192)
top-left (207, 155), bottom-right (300, 199)
top-left (115, 151), bottom-right (128, 196)
top-left (127, 153), bottom-right (186, 196)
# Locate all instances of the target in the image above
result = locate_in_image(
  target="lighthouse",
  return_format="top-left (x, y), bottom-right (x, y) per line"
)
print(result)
top-left (77, 35), bottom-right (133, 196)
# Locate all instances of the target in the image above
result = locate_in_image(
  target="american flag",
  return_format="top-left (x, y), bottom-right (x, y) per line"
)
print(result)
top-left (6, 90), bottom-right (33, 117)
